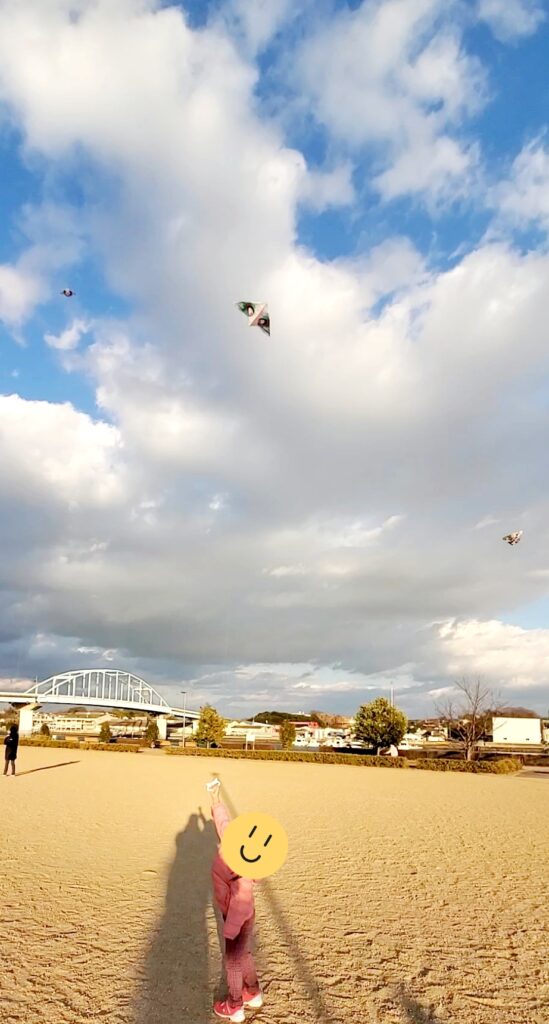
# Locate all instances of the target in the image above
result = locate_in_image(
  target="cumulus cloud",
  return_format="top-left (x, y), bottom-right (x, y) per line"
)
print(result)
top-left (477, 0), bottom-right (545, 42)
top-left (0, 0), bottom-right (548, 715)
top-left (293, 0), bottom-right (486, 202)
top-left (0, 394), bottom-right (126, 509)
top-left (432, 618), bottom-right (549, 689)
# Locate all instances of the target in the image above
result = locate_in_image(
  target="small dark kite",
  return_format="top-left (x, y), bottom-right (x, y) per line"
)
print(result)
top-left (502, 531), bottom-right (523, 546)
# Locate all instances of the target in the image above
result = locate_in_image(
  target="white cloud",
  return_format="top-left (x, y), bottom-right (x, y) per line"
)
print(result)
top-left (0, 676), bottom-right (34, 691)
top-left (293, 0), bottom-right (486, 201)
top-left (45, 317), bottom-right (92, 351)
top-left (0, 1), bottom-right (548, 714)
top-left (209, 493), bottom-right (228, 512)
top-left (432, 618), bottom-right (549, 689)
top-left (220, 0), bottom-right (296, 54)
top-left (0, 394), bottom-right (126, 508)
top-left (492, 141), bottom-right (549, 233)
top-left (344, 237), bottom-right (428, 308)
top-left (477, 0), bottom-right (545, 42)
top-left (0, 263), bottom-right (44, 329)
top-left (0, 202), bottom-right (83, 330)
top-left (474, 515), bottom-right (501, 530)
top-left (376, 135), bottom-right (477, 203)
top-left (300, 163), bottom-right (356, 212)
top-left (76, 645), bottom-right (117, 660)
top-left (267, 564), bottom-right (309, 577)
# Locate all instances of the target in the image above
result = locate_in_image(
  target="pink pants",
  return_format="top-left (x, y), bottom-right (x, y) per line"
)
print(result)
top-left (224, 913), bottom-right (259, 1005)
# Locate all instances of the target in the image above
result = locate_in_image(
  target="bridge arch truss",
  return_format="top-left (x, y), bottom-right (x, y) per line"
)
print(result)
top-left (27, 669), bottom-right (172, 713)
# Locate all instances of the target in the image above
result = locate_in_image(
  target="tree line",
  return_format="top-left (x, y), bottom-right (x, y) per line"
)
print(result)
top-left (191, 677), bottom-right (537, 760)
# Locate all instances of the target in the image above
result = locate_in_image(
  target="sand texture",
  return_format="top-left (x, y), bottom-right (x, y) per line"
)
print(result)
top-left (0, 747), bottom-right (547, 1024)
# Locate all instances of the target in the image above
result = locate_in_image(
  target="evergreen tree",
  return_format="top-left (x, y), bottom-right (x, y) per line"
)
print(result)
top-left (279, 721), bottom-right (296, 749)
top-left (99, 722), bottom-right (112, 743)
top-left (353, 697), bottom-right (407, 754)
top-left (145, 718), bottom-right (160, 744)
top-left (196, 705), bottom-right (226, 747)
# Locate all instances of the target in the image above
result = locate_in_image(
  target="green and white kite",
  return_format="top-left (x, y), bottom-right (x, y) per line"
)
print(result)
top-left (236, 301), bottom-right (270, 336)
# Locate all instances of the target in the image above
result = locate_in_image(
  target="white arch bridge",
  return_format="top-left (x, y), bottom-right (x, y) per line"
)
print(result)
top-left (0, 669), bottom-right (199, 739)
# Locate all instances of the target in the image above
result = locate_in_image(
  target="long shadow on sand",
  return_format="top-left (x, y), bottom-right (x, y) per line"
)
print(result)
top-left (133, 808), bottom-right (218, 1024)
top-left (13, 760), bottom-right (80, 776)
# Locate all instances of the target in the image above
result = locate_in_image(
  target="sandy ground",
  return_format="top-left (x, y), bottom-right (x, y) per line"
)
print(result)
top-left (0, 748), bottom-right (547, 1024)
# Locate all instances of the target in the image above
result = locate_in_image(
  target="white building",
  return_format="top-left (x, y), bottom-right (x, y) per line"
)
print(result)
top-left (492, 717), bottom-right (544, 745)
top-left (293, 726), bottom-right (351, 748)
top-left (33, 711), bottom-right (117, 734)
top-left (398, 733), bottom-right (425, 749)
top-left (225, 720), bottom-right (278, 740)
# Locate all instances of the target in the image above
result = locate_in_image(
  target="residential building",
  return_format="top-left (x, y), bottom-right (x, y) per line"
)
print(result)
top-left (224, 720), bottom-right (279, 740)
top-left (33, 711), bottom-right (118, 734)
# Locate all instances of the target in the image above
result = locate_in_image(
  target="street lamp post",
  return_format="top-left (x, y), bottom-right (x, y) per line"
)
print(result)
top-left (181, 691), bottom-right (187, 748)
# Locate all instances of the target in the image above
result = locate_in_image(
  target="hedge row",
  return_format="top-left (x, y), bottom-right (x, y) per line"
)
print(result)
top-left (164, 746), bottom-right (521, 773)
top-left (166, 747), bottom-right (407, 767)
top-left (19, 738), bottom-right (142, 753)
top-left (410, 757), bottom-right (521, 774)
top-left (391, 749), bottom-right (547, 764)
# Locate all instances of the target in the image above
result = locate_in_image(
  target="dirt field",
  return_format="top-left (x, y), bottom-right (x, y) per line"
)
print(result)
top-left (0, 747), bottom-right (547, 1024)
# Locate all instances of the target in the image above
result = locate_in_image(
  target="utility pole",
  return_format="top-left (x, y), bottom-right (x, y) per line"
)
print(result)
top-left (181, 691), bottom-right (187, 748)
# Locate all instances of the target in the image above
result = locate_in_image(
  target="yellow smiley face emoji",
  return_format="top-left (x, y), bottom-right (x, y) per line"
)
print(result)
top-left (220, 812), bottom-right (288, 879)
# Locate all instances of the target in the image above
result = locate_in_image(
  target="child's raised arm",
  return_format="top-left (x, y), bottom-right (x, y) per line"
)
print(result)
top-left (206, 779), bottom-right (231, 840)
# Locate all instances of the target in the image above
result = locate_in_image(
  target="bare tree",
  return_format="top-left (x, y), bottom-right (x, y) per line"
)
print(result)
top-left (435, 677), bottom-right (503, 761)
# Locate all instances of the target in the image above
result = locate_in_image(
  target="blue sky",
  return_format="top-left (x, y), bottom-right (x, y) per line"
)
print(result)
top-left (1, 1), bottom-right (547, 381)
top-left (0, 0), bottom-right (548, 716)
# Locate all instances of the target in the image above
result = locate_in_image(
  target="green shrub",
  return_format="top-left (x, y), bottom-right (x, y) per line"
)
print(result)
top-left (99, 722), bottom-right (112, 743)
top-left (40, 723), bottom-right (51, 737)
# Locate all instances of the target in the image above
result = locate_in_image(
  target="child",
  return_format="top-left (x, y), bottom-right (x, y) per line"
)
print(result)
top-left (207, 778), bottom-right (263, 1022)
top-left (3, 723), bottom-right (19, 776)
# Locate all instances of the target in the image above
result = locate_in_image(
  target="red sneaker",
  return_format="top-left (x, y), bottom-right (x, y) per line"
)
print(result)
top-left (213, 998), bottom-right (245, 1022)
top-left (242, 987), bottom-right (263, 1008)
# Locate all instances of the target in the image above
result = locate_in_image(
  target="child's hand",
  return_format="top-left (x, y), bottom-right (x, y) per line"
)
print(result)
top-left (206, 778), bottom-right (221, 803)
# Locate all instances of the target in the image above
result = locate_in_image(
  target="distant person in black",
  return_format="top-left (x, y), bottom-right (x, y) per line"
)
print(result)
top-left (3, 724), bottom-right (19, 775)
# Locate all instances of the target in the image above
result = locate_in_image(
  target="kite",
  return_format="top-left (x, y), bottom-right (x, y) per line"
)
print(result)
top-left (61, 289), bottom-right (75, 297)
top-left (503, 531), bottom-right (523, 546)
top-left (236, 300), bottom-right (270, 336)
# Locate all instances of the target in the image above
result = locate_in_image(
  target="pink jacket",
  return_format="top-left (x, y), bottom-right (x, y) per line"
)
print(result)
top-left (211, 802), bottom-right (255, 940)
